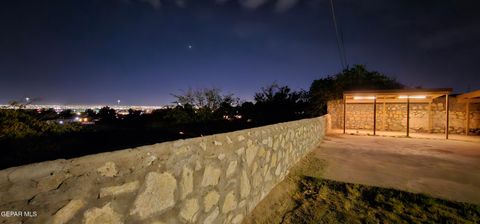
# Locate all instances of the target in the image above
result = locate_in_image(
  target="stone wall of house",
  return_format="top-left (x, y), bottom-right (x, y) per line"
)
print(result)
top-left (328, 96), bottom-right (480, 135)
top-left (0, 115), bottom-right (329, 224)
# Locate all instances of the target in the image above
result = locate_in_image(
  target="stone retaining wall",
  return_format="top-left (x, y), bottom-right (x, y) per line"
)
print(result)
top-left (328, 96), bottom-right (480, 135)
top-left (0, 115), bottom-right (329, 224)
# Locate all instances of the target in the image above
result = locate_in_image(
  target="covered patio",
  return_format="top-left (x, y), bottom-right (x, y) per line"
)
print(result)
top-left (457, 90), bottom-right (480, 136)
top-left (342, 88), bottom-right (452, 139)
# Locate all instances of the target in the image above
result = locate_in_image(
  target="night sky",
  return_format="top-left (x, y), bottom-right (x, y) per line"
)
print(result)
top-left (1, 0), bottom-right (479, 105)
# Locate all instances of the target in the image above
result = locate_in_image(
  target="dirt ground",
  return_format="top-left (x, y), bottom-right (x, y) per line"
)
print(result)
top-left (242, 152), bottom-right (327, 224)
top-left (314, 134), bottom-right (480, 204)
top-left (246, 176), bottom-right (479, 224)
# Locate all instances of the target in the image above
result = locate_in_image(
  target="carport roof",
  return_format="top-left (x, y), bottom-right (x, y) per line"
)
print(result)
top-left (343, 88), bottom-right (452, 103)
top-left (457, 90), bottom-right (480, 103)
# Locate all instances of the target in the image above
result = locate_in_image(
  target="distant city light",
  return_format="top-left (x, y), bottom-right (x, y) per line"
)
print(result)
top-left (353, 96), bottom-right (376, 100)
top-left (398, 95), bottom-right (427, 99)
top-left (117, 111), bottom-right (129, 116)
top-left (25, 97), bottom-right (30, 102)
top-left (0, 104), bottom-right (167, 111)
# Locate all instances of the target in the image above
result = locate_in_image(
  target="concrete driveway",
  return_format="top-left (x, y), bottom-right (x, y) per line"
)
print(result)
top-left (314, 134), bottom-right (480, 204)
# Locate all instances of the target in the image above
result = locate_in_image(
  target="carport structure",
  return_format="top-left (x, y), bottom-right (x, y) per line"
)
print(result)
top-left (343, 88), bottom-right (452, 139)
top-left (457, 90), bottom-right (480, 136)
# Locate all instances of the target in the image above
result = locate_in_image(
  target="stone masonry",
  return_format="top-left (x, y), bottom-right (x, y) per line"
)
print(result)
top-left (328, 96), bottom-right (480, 135)
top-left (0, 115), bottom-right (329, 224)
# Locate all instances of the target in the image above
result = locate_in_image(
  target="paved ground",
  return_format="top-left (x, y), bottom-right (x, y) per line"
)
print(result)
top-left (331, 129), bottom-right (480, 143)
top-left (314, 134), bottom-right (480, 204)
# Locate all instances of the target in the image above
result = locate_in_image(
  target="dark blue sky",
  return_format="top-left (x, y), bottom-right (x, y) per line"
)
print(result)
top-left (1, 0), bottom-right (479, 105)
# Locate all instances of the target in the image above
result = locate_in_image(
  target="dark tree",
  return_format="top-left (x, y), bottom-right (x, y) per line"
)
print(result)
top-left (253, 83), bottom-right (310, 124)
top-left (309, 65), bottom-right (404, 115)
top-left (0, 109), bottom-right (81, 139)
top-left (214, 100), bottom-right (236, 120)
top-left (38, 108), bottom-right (58, 120)
top-left (85, 109), bottom-right (97, 119)
top-left (172, 88), bottom-right (238, 122)
top-left (239, 101), bottom-right (255, 121)
top-left (163, 105), bottom-right (195, 124)
top-left (98, 107), bottom-right (117, 122)
top-left (127, 109), bottom-right (142, 119)
top-left (59, 109), bottom-right (74, 119)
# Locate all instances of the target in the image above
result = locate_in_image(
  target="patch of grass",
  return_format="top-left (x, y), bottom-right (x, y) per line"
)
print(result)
top-left (282, 176), bottom-right (480, 224)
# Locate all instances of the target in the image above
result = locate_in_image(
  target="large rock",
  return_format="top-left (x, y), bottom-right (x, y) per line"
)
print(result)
top-left (203, 191), bottom-right (220, 212)
top-left (231, 214), bottom-right (244, 224)
top-left (251, 162), bottom-right (258, 175)
top-left (275, 164), bottom-right (282, 176)
top-left (240, 171), bottom-right (251, 199)
top-left (179, 198), bottom-right (199, 223)
top-left (37, 172), bottom-right (71, 193)
top-left (252, 171), bottom-right (262, 188)
top-left (262, 164), bottom-right (269, 177)
top-left (51, 199), bottom-right (85, 224)
top-left (83, 202), bottom-right (122, 224)
top-left (7, 161), bottom-right (65, 182)
top-left (199, 142), bottom-right (207, 151)
top-left (257, 147), bottom-right (266, 157)
top-left (245, 146), bottom-right (258, 167)
top-left (201, 165), bottom-right (221, 187)
top-left (237, 135), bottom-right (245, 142)
top-left (222, 191), bottom-right (237, 214)
top-left (99, 181), bottom-right (140, 198)
top-left (143, 155), bottom-right (157, 167)
top-left (97, 162), bottom-right (118, 177)
top-left (238, 200), bottom-right (246, 208)
top-left (203, 207), bottom-right (219, 224)
top-left (180, 167), bottom-right (193, 200)
top-left (226, 136), bottom-right (233, 144)
top-left (270, 153), bottom-right (277, 167)
top-left (195, 161), bottom-right (202, 171)
top-left (225, 161), bottom-right (237, 178)
top-left (130, 172), bottom-right (177, 220)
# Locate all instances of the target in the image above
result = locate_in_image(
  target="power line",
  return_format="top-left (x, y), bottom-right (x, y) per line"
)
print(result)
top-left (329, 0), bottom-right (348, 70)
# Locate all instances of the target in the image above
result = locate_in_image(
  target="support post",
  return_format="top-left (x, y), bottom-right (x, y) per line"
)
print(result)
top-left (382, 101), bottom-right (386, 131)
top-left (465, 100), bottom-right (470, 136)
top-left (445, 94), bottom-right (449, 139)
top-left (406, 96), bottom-right (410, 137)
top-left (373, 97), bottom-right (377, 136)
top-left (428, 102), bottom-right (432, 133)
top-left (343, 95), bottom-right (346, 134)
